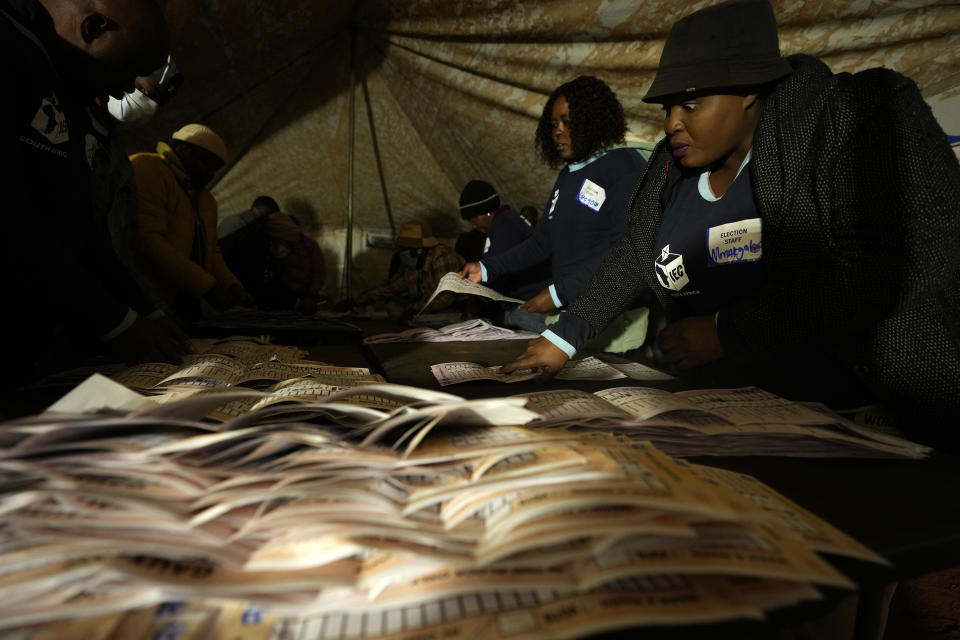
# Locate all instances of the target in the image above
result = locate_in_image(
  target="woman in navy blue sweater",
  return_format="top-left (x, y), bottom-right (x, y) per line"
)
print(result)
top-left (459, 76), bottom-right (646, 314)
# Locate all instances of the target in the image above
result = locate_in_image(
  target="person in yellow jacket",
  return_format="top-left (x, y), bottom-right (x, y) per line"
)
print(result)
top-left (130, 124), bottom-right (253, 322)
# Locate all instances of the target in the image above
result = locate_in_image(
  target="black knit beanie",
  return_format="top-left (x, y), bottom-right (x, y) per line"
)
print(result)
top-left (459, 180), bottom-right (500, 220)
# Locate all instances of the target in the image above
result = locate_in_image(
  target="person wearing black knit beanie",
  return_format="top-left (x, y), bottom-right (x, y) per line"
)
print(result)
top-left (456, 180), bottom-right (550, 331)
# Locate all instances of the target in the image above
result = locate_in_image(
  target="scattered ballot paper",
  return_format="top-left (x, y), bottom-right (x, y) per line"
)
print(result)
top-left (418, 272), bottom-right (524, 315)
top-left (431, 356), bottom-right (676, 386)
top-left (46, 373), bottom-right (158, 414)
top-left (365, 318), bottom-right (538, 344)
top-left (432, 361), bottom-right (541, 385)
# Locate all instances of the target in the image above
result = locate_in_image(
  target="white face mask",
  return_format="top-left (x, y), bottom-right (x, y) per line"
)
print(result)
top-left (107, 89), bottom-right (159, 123)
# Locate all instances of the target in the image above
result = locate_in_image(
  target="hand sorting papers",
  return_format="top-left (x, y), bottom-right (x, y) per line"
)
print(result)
top-left (417, 272), bottom-right (524, 315)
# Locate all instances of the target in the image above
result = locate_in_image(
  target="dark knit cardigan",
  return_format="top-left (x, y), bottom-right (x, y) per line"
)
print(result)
top-left (555, 54), bottom-right (960, 440)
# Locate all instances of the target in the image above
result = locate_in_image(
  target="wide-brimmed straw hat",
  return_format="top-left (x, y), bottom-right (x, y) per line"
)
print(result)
top-left (642, 0), bottom-right (792, 104)
top-left (396, 221), bottom-right (439, 249)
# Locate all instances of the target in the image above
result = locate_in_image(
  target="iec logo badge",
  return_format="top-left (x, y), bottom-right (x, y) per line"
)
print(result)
top-left (31, 94), bottom-right (69, 145)
top-left (655, 244), bottom-right (689, 291)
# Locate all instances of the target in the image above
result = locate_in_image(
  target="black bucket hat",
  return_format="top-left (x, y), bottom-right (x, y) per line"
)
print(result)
top-left (642, 0), bottom-right (792, 104)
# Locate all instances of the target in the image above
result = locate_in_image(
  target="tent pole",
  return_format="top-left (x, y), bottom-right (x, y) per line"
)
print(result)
top-left (343, 27), bottom-right (357, 299)
top-left (362, 75), bottom-right (395, 236)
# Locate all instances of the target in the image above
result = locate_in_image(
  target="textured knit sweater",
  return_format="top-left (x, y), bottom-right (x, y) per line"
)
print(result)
top-left (553, 54), bottom-right (960, 443)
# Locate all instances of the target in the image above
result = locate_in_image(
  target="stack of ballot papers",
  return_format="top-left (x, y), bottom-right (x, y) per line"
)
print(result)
top-left (112, 357), bottom-right (384, 394)
top-left (513, 386), bottom-right (930, 459)
top-left (100, 336), bottom-right (387, 422)
top-left (103, 339), bottom-right (926, 459)
top-left (0, 381), bottom-right (892, 639)
top-left (365, 319), bottom-right (539, 344)
top-left (432, 356), bottom-right (676, 384)
top-left (428, 359), bottom-right (926, 459)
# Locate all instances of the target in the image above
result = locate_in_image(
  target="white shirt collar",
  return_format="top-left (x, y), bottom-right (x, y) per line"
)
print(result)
top-left (698, 147), bottom-right (753, 202)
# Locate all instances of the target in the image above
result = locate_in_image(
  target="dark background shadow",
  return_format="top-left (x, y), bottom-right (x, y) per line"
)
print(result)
top-left (120, 0), bottom-right (390, 177)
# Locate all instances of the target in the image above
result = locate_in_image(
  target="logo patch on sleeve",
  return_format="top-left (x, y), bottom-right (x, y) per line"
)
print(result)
top-left (547, 189), bottom-right (559, 219)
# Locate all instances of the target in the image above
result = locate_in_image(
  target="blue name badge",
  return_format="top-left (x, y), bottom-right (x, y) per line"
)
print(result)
top-left (707, 218), bottom-right (762, 267)
top-left (577, 179), bottom-right (606, 212)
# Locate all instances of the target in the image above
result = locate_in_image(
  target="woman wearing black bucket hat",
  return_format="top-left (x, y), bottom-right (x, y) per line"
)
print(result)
top-left (502, 0), bottom-right (960, 450)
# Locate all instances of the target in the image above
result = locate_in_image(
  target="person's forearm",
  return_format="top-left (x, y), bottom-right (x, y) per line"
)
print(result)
top-left (482, 228), bottom-right (551, 282)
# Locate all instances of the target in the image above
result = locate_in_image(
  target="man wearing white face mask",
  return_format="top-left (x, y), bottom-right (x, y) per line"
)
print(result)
top-left (107, 54), bottom-right (182, 123)
top-left (96, 54), bottom-right (183, 320)
top-left (3, 0), bottom-right (194, 391)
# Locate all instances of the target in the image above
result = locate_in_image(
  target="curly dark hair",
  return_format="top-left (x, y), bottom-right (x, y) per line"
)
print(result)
top-left (535, 76), bottom-right (627, 169)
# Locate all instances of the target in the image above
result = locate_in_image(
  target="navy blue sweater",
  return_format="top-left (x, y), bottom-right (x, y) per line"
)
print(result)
top-left (484, 207), bottom-right (550, 300)
top-left (481, 148), bottom-right (646, 306)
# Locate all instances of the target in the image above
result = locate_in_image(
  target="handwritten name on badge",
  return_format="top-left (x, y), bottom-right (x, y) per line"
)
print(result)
top-left (707, 218), bottom-right (762, 267)
top-left (577, 179), bottom-right (606, 212)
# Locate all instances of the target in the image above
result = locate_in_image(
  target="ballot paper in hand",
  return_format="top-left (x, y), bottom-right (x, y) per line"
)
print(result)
top-left (418, 273), bottom-right (524, 315)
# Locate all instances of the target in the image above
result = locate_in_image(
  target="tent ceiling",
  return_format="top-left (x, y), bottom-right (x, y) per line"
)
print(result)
top-left (122, 1), bottom-right (960, 239)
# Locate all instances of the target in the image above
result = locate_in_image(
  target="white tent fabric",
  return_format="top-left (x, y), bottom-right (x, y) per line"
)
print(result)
top-left (121, 1), bottom-right (960, 297)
